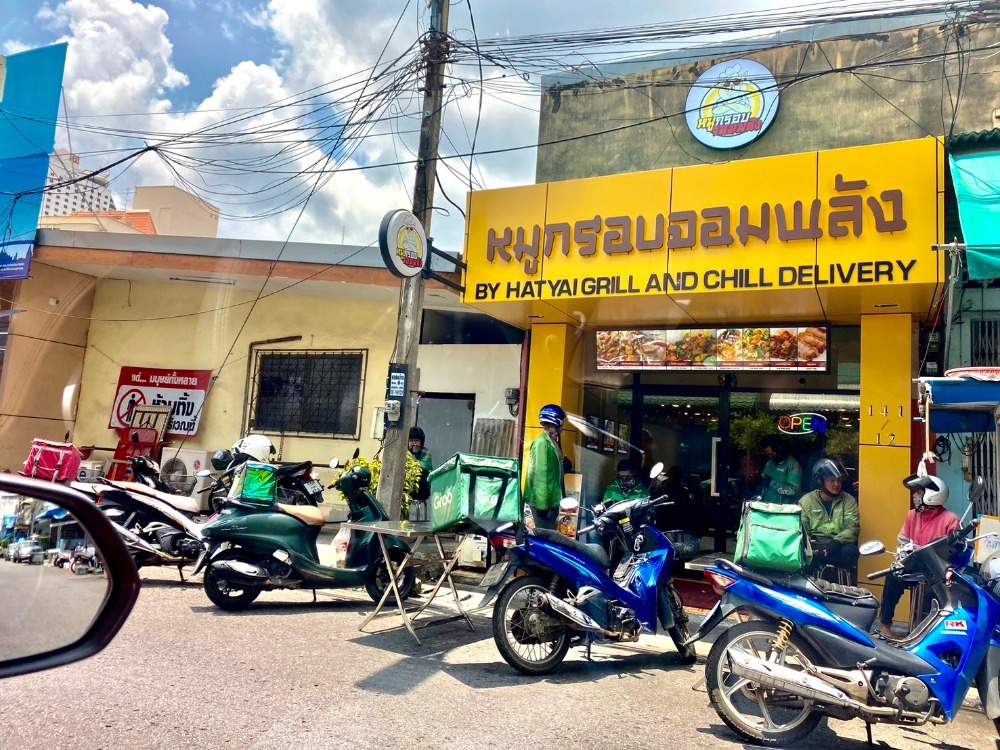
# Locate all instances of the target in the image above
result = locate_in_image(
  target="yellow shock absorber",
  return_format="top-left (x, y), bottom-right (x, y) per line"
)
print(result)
top-left (773, 618), bottom-right (794, 654)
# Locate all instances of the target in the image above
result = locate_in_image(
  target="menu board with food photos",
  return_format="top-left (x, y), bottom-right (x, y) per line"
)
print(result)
top-left (596, 326), bottom-right (828, 372)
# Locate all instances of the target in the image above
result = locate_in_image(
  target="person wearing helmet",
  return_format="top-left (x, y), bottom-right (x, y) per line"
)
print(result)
top-left (232, 434), bottom-right (276, 463)
top-left (877, 471), bottom-right (960, 638)
top-left (524, 404), bottom-right (566, 530)
top-left (407, 426), bottom-right (432, 506)
top-left (407, 426), bottom-right (433, 474)
top-left (798, 457), bottom-right (861, 583)
top-left (760, 435), bottom-right (803, 504)
top-left (603, 459), bottom-right (649, 506)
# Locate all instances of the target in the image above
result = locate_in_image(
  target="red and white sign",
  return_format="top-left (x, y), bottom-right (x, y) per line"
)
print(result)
top-left (109, 367), bottom-right (213, 437)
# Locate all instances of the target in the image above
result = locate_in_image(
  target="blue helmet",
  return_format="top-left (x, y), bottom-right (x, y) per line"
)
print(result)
top-left (539, 404), bottom-right (566, 429)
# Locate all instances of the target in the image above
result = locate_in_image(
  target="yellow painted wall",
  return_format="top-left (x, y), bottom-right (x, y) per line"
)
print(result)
top-left (73, 278), bottom-right (399, 469)
top-left (857, 313), bottom-right (914, 607)
top-left (0, 263), bottom-right (95, 468)
top-left (523, 323), bottom-right (584, 481)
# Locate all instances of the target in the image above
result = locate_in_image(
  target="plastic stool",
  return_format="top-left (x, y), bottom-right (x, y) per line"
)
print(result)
top-left (816, 564), bottom-right (851, 586)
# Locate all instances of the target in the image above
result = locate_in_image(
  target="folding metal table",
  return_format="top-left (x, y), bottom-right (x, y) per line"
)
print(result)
top-left (340, 519), bottom-right (475, 645)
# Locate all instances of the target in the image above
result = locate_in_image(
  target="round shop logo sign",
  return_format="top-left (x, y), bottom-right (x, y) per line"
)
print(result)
top-left (379, 209), bottom-right (427, 279)
top-left (685, 59), bottom-right (779, 149)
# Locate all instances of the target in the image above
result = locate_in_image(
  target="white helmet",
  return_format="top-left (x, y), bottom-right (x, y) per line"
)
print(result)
top-left (232, 434), bottom-right (275, 463)
top-left (903, 473), bottom-right (949, 508)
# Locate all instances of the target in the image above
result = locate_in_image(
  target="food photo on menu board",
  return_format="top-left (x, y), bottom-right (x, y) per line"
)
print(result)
top-left (597, 326), bottom-right (828, 371)
top-left (596, 330), bottom-right (668, 369)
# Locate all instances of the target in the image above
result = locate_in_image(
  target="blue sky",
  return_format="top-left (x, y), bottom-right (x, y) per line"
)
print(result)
top-left (2, 0), bottom-right (905, 250)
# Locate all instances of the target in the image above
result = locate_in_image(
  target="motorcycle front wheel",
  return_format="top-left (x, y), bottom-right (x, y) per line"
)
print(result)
top-left (203, 554), bottom-right (262, 611)
top-left (665, 584), bottom-right (697, 664)
top-left (706, 620), bottom-right (824, 746)
top-left (492, 575), bottom-right (570, 676)
top-left (365, 548), bottom-right (416, 604)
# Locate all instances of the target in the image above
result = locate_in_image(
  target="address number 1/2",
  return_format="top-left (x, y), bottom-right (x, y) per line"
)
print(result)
top-left (875, 432), bottom-right (897, 445)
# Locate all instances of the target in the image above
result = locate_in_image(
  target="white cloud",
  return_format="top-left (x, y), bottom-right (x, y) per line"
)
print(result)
top-left (27, 0), bottom-right (826, 251)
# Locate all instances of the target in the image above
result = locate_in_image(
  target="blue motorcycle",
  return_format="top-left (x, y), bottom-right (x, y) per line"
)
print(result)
top-left (688, 477), bottom-right (1000, 746)
top-left (482, 475), bottom-right (696, 675)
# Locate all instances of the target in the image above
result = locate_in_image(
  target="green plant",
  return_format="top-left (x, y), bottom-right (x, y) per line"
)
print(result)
top-left (729, 412), bottom-right (780, 451)
top-left (337, 453), bottom-right (423, 520)
top-left (824, 427), bottom-right (859, 460)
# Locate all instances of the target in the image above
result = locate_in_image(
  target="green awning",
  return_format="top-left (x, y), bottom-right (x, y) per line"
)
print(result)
top-left (949, 149), bottom-right (1000, 280)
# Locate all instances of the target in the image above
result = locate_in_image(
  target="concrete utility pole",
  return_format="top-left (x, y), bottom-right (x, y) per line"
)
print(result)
top-left (377, 0), bottom-right (450, 522)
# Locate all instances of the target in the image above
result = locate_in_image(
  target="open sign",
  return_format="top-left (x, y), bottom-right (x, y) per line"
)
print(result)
top-left (777, 413), bottom-right (828, 435)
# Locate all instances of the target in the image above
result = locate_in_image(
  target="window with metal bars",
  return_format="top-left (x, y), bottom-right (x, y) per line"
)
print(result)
top-left (971, 318), bottom-right (1000, 367)
top-left (247, 350), bottom-right (366, 438)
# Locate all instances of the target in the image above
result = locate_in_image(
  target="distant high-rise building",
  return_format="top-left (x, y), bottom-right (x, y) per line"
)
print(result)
top-left (41, 149), bottom-right (116, 217)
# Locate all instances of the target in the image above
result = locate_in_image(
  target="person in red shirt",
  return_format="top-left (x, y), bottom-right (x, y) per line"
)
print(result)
top-left (877, 472), bottom-right (960, 638)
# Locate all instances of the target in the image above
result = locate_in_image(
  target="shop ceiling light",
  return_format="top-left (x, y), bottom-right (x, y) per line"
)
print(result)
top-left (769, 392), bottom-right (861, 411)
top-left (169, 276), bottom-right (237, 286)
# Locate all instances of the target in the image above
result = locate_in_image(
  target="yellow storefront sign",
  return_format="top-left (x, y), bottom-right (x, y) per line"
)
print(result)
top-left (464, 139), bottom-right (943, 309)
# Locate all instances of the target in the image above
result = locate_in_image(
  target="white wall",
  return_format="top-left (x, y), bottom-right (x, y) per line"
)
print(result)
top-left (416, 344), bottom-right (521, 422)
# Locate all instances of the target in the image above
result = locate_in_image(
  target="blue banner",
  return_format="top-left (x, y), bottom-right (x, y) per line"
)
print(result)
top-left (0, 43), bottom-right (67, 280)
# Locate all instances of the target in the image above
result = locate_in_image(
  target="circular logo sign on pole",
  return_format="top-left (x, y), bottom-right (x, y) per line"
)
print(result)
top-left (685, 59), bottom-right (779, 149)
top-left (379, 209), bottom-right (427, 278)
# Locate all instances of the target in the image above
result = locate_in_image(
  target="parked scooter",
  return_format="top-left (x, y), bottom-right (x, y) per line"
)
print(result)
top-left (195, 457), bottom-right (413, 610)
top-left (481, 462), bottom-right (695, 675)
top-left (73, 458), bottom-right (213, 579)
top-left (70, 544), bottom-right (103, 575)
top-left (687, 475), bottom-right (1000, 746)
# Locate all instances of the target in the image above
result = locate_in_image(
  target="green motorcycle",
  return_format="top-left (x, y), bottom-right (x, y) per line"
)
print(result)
top-left (195, 460), bottom-right (413, 610)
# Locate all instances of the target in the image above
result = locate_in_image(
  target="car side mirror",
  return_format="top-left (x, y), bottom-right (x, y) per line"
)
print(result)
top-left (0, 475), bottom-right (139, 679)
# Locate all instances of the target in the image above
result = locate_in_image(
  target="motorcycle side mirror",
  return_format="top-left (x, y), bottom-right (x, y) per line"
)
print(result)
top-left (969, 476), bottom-right (986, 506)
top-left (329, 458), bottom-right (340, 469)
top-left (859, 540), bottom-right (886, 556)
top-left (0, 475), bottom-right (139, 679)
top-left (351, 447), bottom-right (360, 460)
top-left (195, 469), bottom-right (212, 478)
top-left (649, 461), bottom-right (665, 480)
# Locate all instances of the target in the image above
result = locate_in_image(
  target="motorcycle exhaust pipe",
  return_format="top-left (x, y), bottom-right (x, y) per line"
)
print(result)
top-left (113, 522), bottom-right (188, 564)
top-left (537, 592), bottom-right (620, 637)
top-left (726, 647), bottom-right (855, 708)
top-left (211, 560), bottom-right (270, 586)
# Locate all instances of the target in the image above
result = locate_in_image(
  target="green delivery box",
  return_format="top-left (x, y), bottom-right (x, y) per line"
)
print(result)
top-left (227, 461), bottom-right (279, 507)
top-left (428, 453), bottom-right (522, 532)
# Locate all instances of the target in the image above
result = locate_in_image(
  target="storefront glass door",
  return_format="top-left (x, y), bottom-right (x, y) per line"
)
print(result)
top-left (640, 388), bottom-right (859, 551)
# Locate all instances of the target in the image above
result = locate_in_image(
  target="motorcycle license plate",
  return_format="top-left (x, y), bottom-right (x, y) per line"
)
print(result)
top-left (480, 561), bottom-right (509, 588)
top-left (304, 479), bottom-right (324, 495)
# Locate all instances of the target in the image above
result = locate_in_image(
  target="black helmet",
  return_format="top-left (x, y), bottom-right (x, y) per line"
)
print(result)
top-left (812, 458), bottom-right (847, 489)
top-left (408, 426), bottom-right (425, 444)
top-left (211, 449), bottom-right (233, 471)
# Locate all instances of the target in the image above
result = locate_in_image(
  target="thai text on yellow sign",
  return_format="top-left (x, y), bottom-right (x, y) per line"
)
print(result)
top-left (463, 139), bottom-right (943, 303)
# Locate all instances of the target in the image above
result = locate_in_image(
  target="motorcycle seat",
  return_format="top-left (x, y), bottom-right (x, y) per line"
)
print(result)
top-left (105, 480), bottom-right (202, 516)
top-left (793, 576), bottom-right (879, 608)
top-left (277, 503), bottom-right (326, 526)
top-left (529, 528), bottom-right (611, 570)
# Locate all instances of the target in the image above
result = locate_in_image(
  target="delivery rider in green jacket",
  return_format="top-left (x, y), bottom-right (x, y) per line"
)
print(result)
top-left (798, 458), bottom-right (861, 584)
top-left (523, 404), bottom-right (566, 530)
top-left (603, 459), bottom-right (650, 506)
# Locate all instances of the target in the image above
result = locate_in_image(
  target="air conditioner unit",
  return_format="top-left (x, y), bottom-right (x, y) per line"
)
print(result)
top-left (457, 535), bottom-right (488, 569)
top-left (77, 460), bottom-right (107, 482)
top-left (159, 449), bottom-right (215, 510)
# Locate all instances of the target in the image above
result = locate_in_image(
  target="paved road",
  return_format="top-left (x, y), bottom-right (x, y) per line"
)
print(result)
top-left (0, 560), bottom-right (108, 661)
top-left (1, 566), bottom-right (995, 750)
